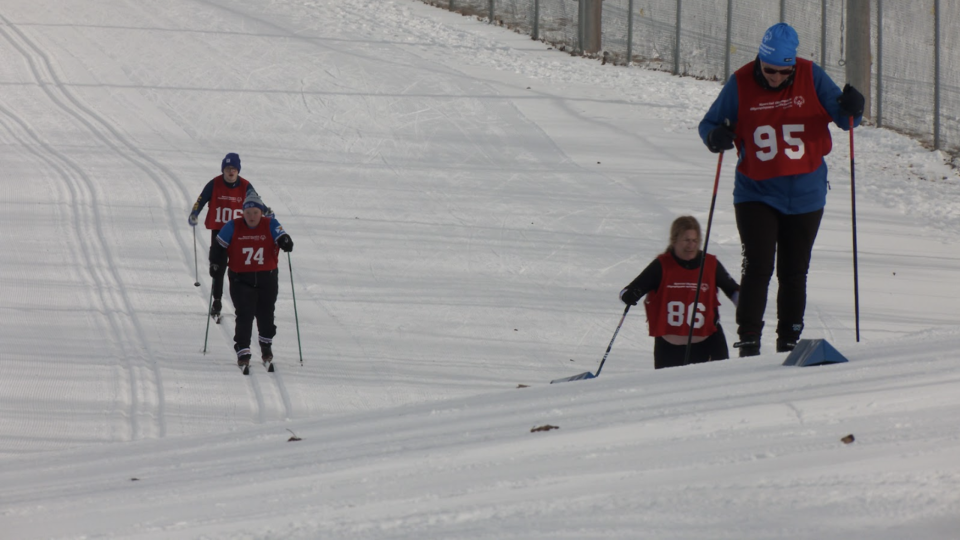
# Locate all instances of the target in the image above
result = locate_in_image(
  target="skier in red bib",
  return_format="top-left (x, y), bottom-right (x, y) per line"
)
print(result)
top-left (699, 23), bottom-right (865, 356)
top-left (187, 153), bottom-right (271, 321)
top-left (210, 194), bottom-right (293, 369)
top-left (620, 216), bottom-right (740, 369)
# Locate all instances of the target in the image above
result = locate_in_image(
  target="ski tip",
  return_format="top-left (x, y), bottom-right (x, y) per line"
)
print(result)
top-left (549, 371), bottom-right (596, 384)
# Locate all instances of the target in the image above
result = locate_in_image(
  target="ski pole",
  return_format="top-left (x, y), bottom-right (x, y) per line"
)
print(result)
top-left (685, 149), bottom-right (725, 364)
top-left (202, 287), bottom-right (214, 354)
top-left (849, 116), bottom-right (861, 342)
top-left (594, 304), bottom-right (631, 378)
top-left (288, 252), bottom-right (304, 366)
top-left (193, 226), bottom-right (201, 287)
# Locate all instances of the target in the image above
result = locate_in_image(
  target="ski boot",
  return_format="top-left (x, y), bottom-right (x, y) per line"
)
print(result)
top-left (777, 324), bottom-right (803, 353)
top-left (776, 339), bottom-right (797, 353)
top-left (259, 340), bottom-right (274, 372)
top-left (236, 346), bottom-right (252, 375)
top-left (734, 334), bottom-right (761, 358)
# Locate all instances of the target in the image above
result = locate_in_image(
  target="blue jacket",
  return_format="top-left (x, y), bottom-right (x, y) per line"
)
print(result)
top-left (699, 61), bottom-right (862, 214)
top-left (216, 217), bottom-right (288, 249)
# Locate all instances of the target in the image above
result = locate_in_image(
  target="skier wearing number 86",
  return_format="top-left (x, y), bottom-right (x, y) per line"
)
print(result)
top-left (620, 216), bottom-right (740, 370)
top-left (698, 22), bottom-right (864, 357)
top-left (187, 153), bottom-right (273, 320)
top-left (210, 193), bottom-right (293, 369)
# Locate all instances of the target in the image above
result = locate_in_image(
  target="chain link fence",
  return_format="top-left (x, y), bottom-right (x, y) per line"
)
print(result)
top-left (419, 0), bottom-right (960, 155)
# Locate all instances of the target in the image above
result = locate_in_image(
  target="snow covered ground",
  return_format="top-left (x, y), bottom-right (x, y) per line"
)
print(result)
top-left (1, 0), bottom-right (959, 538)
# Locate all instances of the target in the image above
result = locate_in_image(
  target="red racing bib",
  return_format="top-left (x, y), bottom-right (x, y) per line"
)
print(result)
top-left (734, 59), bottom-right (833, 180)
top-left (204, 176), bottom-right (251, 229)
top-left (226, 217), bottom-right (279, 273)
top-left (644, 253), bottom-right (719, 338)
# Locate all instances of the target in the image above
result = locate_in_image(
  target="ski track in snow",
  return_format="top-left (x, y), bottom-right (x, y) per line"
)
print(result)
top-left (0, 16), bottom-right (168, 441)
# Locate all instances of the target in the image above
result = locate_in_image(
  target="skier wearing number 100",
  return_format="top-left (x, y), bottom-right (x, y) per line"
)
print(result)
top-left (698, 22), bottom-right (865, 357)
top-left (210, 193), bottom-right (293, 370)
top-left (187, 153), bottom-right (272, 320)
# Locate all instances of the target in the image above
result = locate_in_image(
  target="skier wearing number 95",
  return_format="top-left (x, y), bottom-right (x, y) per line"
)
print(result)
top-left (210, 193), bottom-right (293, 369)
top-left (620, 216), bottom-right (740, 370)
top-left (698, 22), bottom-right (864, 357)
top-left (187, 153), bottom-right (273, 320)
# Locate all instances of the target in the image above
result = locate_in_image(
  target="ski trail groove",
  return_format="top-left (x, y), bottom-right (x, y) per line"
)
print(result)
top-left (2, 10), bottom-right (300, 426)
top-left (0, 16), bottom-right (170, 439)
top-left (213, 321), bottom-right (291, 422)
top-left (0, 102), bottom-right (144, 440)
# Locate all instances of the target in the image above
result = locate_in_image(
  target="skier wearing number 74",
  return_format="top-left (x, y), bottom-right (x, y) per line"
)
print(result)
top-left (698, 22), bottom-right (864, 358)
top-left (210, 193), bottom-right (293, 370)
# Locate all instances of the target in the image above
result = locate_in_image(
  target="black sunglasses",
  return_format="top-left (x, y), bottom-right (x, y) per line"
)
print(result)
top-left (762, 66), bottom-right (795, 75)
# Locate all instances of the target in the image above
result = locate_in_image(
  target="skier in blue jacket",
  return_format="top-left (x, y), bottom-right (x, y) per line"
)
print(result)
top-left (698, 23), bottom-right (864, 356)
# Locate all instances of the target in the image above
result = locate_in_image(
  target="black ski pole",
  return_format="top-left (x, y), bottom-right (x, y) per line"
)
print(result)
top-left (594, 304), bottom-right (631, 378)
top-left (193, 226), bottom-right (201, 287)
top-left (685, 149), bottom-right (725, 364)
top-left (202, 287), bottom-right (214, 354)
top-left (849, 116), bottom-right (861, 342)
top-left (288, 252), bottom-right (303, 366)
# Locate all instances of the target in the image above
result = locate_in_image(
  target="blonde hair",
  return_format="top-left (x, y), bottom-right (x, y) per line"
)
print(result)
top-left (665, 216), bottom-right (702, 253)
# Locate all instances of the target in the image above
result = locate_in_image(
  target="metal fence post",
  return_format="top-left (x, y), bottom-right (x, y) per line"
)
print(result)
top-left (820, 0), bottom-right (827, 68)
top-left (583, 0), bottom-right (602, 53)
top-left (933, 0), bottom-right (941, 149)
top-left (876, 0), bottom-right (883, 127)
top-left (723, 0), bottom-right (732, 81)
top-left (780, 0), bottom-right (786, 22)
top-left (673, 0), bottom-right (682, 75)
top-left (578, 0), bottom-right (584, 54)
top-left (845, 0), bottom-right (871, 118)
top-left (532, 0), bottom-right (539, 41)
top-left (489, 0), bottom-right (494, 24)
top-left (627, 0), bottom-right (634, 64)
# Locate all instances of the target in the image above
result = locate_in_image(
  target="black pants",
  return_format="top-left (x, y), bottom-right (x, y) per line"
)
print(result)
top-left (653, 324), bottom-right (730, 369)
top-left (734, 202), bottom-right (823, 343)
top-left (209, 229), bottom-right (226, 301)
top-left (228, 269), bottom-right (279, 355)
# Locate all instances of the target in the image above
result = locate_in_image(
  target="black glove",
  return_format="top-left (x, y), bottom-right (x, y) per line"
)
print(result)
top-left (706, 123), bottom-right (736, 153)
top-left (621, 288), bottom-right (642, 306)
top-left (277, 235), bottom-right (293, 253)
top-left (838, 83), bottom-right (865, 117)
top-left (209, 263), bottom-right (219, 278)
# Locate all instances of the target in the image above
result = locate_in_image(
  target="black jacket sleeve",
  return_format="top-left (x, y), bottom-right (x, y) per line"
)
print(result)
top-left (622, 258), bottom-right (663, 299)
top-left (715, 261), bottom-right (740, 300)
top-left (191, 180), bottom-right (215, 216)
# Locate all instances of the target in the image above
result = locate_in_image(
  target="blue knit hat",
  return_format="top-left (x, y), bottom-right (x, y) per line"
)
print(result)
top-left (243, 193), bottom-right (266, 212)
top-left (221, 152), bottom-right (241, 173)
top-left (758, 23), bottom-right (799, 66)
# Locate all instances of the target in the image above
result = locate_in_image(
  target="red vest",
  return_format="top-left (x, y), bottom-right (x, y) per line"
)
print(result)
top-left (226, 217), bottom-right (279, 273)
top-left (734, 58), bottom-right (833, 180)
top-left (204, 176), bottom-right (251, 229)
top-left (644, 253), bottom-right (719, 338)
